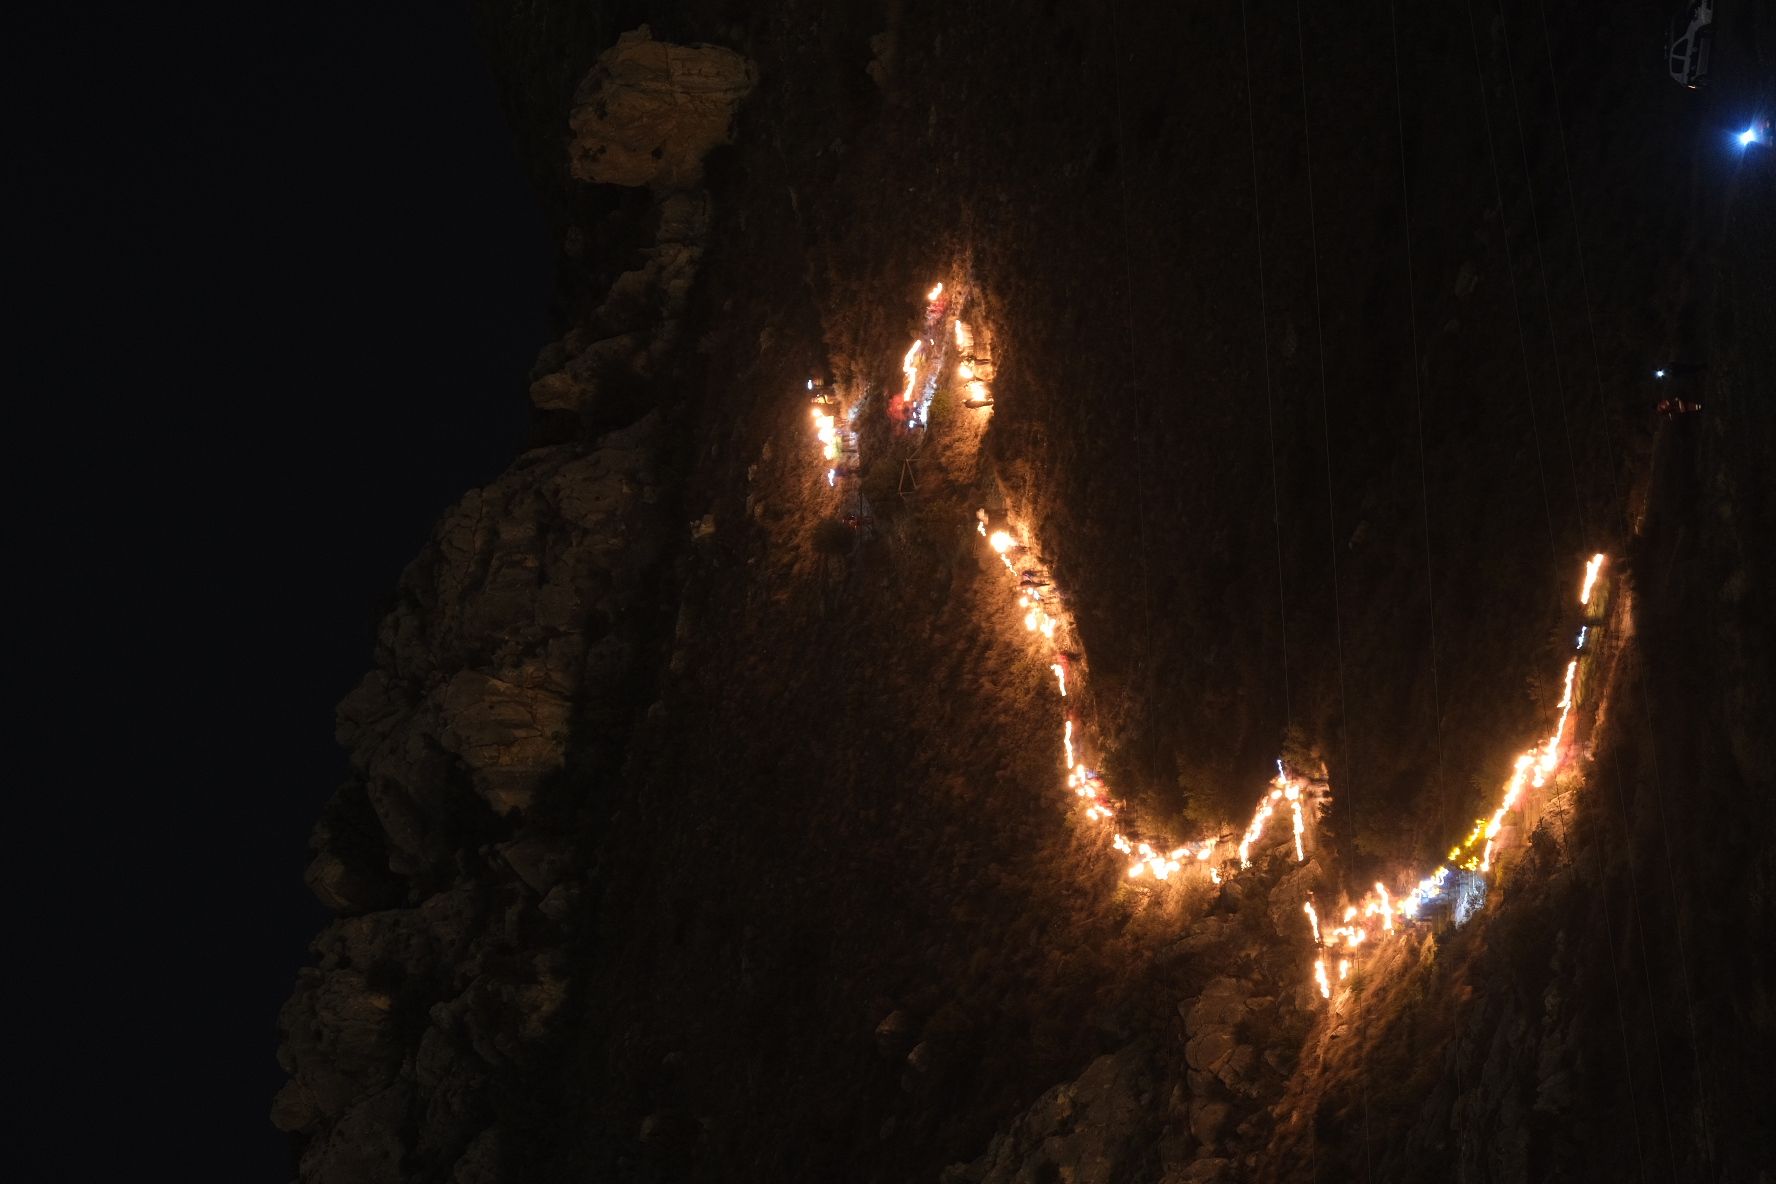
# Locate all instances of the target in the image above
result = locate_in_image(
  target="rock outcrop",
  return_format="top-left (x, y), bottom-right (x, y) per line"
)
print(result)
top-left (276, 24), bottom-right (759, 1179)
top-left (568, 26), bottom-right (754, 190)
top-left (276, 413), bottom-right (668, 1180)
top-left (529, 192), bottom-right (711, 416)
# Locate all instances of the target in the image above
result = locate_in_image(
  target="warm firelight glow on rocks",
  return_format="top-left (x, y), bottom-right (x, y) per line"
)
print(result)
top-left (827, 286), bottom-right (1613, 1012)
top-left (1581, 552), bottom-right (1605, 605)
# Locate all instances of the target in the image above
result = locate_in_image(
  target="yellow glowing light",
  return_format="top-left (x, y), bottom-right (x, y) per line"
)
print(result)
top-left (927, 282), bottom-right (944, 302)
top-left (901, 339), bottom-right (924, 408)
top-left (1581, 553), bottom-right (1605, 605)
top-left (989, 530), bottom-right (1015, 554)
top-left (1304, 900), bottom-right (1321, 944)
top-left (1315, 958), bottom-right (1331, 1000)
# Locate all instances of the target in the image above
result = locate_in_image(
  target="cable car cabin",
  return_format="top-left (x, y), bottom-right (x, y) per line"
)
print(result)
top-left (1667, 1), bottom-right (1714, 88)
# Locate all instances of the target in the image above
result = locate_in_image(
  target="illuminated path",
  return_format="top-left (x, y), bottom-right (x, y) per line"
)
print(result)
top-left (808, 280), bottom-right (1613, 1005)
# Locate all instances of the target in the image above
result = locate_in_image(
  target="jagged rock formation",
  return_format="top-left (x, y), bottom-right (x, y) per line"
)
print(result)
top-left (276, 414), bottom-right (667, 1178)
top-left (568, 26), bottom-right (754, 190)
top-left (529, 192), bottom-right (709, 417)
top-left (274, 28), bottom-right (724, 1177)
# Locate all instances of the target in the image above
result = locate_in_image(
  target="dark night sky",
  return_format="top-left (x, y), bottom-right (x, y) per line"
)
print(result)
top-left (16, 2), bottom-right (551, 1175)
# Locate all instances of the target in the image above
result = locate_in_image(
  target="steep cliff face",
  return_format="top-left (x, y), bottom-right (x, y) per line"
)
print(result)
top-left (279, 2), bottom-right (1771, 1181)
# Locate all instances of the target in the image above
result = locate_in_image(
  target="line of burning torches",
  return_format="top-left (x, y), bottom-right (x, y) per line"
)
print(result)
top-left (809, 284), bottom-right (1608, 1006)
top-left (978, 513), bottom-right (1608, 1001)
top-left (806, 283), bottom-right (994, 482)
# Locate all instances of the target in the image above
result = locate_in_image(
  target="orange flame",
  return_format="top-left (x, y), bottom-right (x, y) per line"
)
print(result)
top-left (1581, 553), bottom-right (1605, 605)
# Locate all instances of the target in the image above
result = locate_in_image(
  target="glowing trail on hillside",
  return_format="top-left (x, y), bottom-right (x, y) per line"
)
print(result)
top-left (835, 281), bottom-right (1608, 1011)
top-left (970, 495), bottom-right (1606, 1005)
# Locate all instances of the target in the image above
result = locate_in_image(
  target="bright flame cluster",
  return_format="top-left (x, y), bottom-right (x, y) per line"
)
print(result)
top-left (975, 512), bottom-right (1321, 889)
top-left (975, 496), bottom-right (1603, 1008)
top-left (806, 378), bottom-right (856, 487)
top-left (1302, 555), bottom-right (1608, 1006)
top-left (833, 289), bottom-right (1609, 1015)
top-left (891, 279), bottom-right (995, 426)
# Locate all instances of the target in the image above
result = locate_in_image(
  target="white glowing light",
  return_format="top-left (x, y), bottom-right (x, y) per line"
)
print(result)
top-left (927, 282), bottom-right (944, 301)
top-left (1738, 127), bottom-right (1758, 147)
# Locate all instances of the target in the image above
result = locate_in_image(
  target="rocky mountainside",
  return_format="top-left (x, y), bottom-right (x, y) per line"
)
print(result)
top-left (277, 4), bottom-right (1772, 1181)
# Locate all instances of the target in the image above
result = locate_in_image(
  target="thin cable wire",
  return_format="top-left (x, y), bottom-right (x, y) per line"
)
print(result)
top-left (1386, 8), bottom-right (1488, 1171)
top-left (1239, 19), bottom-right (1312, 1179)
top-left (1291, 1), bottom-right (1353, 786)
top-left (1293, 6), bottom-right (1371, 1180)
top-left (1535, 4), bottom-right (1716, 1166)
top-left (1385, 0), bottom-right (1450, 850)
top-left (1503, 3), bottom-right (1664, 1176)
top-left (1495, 0), bottom-right (1586, 540)
top-left (1470, 8), bottom-right (1677, 1174)
top-left (1464, 0), bottom-right (1561, 569)
top-left (1101, 0), bottom-right (1158, 736)
top-left (1240, 0), bottom-right (1294, 730)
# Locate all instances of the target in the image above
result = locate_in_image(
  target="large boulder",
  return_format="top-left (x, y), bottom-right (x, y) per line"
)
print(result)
top-left (568, 26), bottom-right (755, 189)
